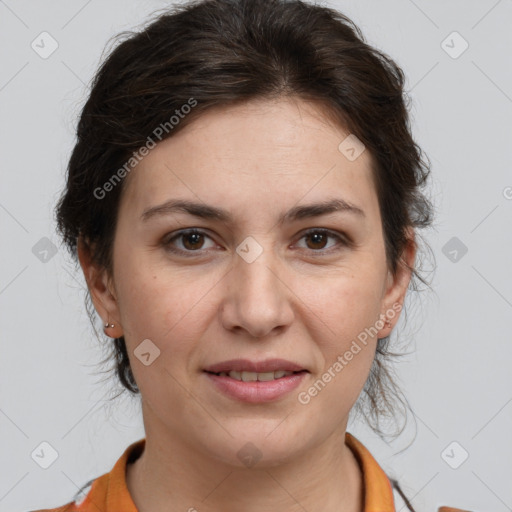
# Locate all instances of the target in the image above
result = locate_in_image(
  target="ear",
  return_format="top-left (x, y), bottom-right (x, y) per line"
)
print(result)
top-left (77, 235), bottom-right (124, 338)
top-left (377, 227), bottom-right (417, 338)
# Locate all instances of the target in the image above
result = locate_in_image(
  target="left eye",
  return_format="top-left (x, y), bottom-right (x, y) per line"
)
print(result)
top-left (163, 228), bottom-right (346, 255)
top-left (295, 229), bottom-right (345, 252)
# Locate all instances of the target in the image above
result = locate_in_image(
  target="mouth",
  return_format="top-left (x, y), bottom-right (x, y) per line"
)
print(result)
top-left (203, 368), bottom-right (309, 403)
top-left (203, 358), bottom-right (308, 375)
top-left (204, 369), bottom-right (308, 381)
top-left (202, 359), bottom-right (309, 402)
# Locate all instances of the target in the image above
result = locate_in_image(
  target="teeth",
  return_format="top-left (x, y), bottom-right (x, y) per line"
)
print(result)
top-left (216, 370), bottom-right (296, 381)
top-left (257, 372), bottom-right (276, 381)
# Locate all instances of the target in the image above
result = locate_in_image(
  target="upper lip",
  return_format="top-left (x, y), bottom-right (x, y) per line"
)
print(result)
top-left (203, 358), bottom-right (308, 374)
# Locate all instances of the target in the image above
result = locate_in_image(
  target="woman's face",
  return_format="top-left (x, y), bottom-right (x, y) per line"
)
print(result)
top-left (84, 97), bottom-right (414, 467)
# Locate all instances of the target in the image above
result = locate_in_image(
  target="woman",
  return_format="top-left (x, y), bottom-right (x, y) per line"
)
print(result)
top-left (35, 0), bottom-right (468, 510)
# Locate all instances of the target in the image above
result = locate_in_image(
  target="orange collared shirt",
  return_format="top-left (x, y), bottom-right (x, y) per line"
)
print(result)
top-left (32, 432), bottom-right (469, 512)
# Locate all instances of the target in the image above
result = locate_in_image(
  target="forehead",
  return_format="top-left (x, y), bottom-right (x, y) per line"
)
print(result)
top-left (119, 97), bottom-right (379, 227)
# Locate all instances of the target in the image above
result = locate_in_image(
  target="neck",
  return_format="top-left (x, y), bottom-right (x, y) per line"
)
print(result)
top-left (126, 415), bottom-right (364, 512)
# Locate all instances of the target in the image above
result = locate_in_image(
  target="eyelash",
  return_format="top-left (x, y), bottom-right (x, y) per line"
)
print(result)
top-left (162, 228), bottom-right (350, 257)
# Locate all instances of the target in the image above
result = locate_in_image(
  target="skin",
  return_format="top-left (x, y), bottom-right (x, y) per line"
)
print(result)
top-left (78, 96), bottom-right (416, 512)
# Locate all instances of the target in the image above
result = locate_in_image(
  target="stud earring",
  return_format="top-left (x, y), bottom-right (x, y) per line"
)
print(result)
top-left (104, 321), bottom-right (115, 328)
top-left (380, 313), bottom-right (392, 329)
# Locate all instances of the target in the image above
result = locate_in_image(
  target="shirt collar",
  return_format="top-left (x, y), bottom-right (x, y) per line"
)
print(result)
top-left (345, 431), bottom-right (395, 511)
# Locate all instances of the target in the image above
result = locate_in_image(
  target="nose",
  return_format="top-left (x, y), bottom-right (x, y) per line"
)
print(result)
top-left (220, 243), bottom-right (295, 339)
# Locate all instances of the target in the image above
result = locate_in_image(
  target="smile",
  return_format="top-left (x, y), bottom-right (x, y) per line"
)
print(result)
top-left (203, 370), bottom-right (308, 403)
top-left (206, 370), bottom-right (305, 381)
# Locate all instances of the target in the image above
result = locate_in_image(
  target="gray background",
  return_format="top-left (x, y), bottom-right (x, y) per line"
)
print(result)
top-left (1, 0), bottom-right (511, 511)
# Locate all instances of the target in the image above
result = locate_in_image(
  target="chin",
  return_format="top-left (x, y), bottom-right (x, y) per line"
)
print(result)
top-left (204, 427), bottom-right (311, 470)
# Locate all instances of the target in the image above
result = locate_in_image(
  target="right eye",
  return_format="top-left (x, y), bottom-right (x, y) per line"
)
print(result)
top-left (163, 229), bottom-right (218, 256)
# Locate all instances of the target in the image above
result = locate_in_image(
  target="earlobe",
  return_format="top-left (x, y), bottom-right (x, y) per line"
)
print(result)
top-left (377, 228), bottom-right (417, 337)
top-left (77, 236), bottom-right (123, 338)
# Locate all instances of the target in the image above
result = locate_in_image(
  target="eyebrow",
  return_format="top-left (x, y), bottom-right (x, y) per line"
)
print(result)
top-left (140, 198), bottom-right (365, 224)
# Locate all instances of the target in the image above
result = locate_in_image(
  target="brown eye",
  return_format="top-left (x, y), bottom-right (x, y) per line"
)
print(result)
top-left (181, 232), bottom-right (205, 250)
top-left (296, 229), bottom-right (347, 254)
top-left (163, 229), bottom-right (216, 256)
top-left (304, 231), bottom-right (329, 250)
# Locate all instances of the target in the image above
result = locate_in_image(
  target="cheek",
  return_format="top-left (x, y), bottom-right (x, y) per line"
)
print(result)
top-left (114, 268), bottom-right (205, 401)
top-left (297, 289), bottom-right (379, 422)
top-left (302, 267), bottom-right (384, 346)
top-left (297, 265), bottom-right (383, 396)
top-left (113, 253), bottom-right (223, 379)
top-left (117, 270), bottom-right (206, 343)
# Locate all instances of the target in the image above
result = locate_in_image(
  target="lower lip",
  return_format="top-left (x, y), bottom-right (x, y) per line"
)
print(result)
top-left (204, 371), bottom-right (308, 403)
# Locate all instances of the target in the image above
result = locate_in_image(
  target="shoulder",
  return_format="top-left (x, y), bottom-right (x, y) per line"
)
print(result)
top-left (347, 434), bottom-right (470, 512)
top-left (29, 479), bottom-right (95, 512)
top-left (29, 438), bottom-right (145, 512)
top-left (390, 475), bottom-right (472, 512)
top-left (437, 508), bottom-right (473, 512)
top-left (29, 503), bottom-right (77, 512)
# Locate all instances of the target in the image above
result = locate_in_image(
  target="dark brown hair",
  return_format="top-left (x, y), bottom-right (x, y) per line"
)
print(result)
top-left (56, 1), bottom-right (433, 506)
